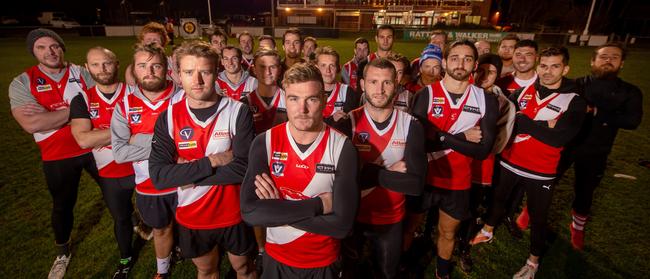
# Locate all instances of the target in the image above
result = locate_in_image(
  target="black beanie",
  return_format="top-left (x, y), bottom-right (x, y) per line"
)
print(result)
top-left (477, 53), bottom-right (503, 78)
top-left (26, 28), bottom-right (66, 56)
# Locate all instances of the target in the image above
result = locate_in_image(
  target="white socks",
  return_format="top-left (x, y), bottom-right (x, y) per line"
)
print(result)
top-left (156, 254), bottom-right (171, 274)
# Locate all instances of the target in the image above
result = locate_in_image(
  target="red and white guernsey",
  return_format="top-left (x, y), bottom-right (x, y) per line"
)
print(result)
top-left (497, 73), bottom-right (537, 96)
top-left (216, 74), bottom-right (257, 100)
top-left (394, 87), bottom-right (412, 112)
top-left (343, 60), bottom-right (359, 91)
top-left (323, 82), bottom-right (349, 117)
top-left (84, 83), bottom-right (134, 178)
top-left (245, 88), bottom-right (286, 134)
top-left (500, 84), bottom-right (578, 179)
top-left (425, 81), bottom-right (486, 190)
top-left (367, 52), bottom-right (380, 63)
top-left (119, 82), bottom-right (182, 195)
top-left (265, 123), bottom-right (347, 268)
top-left (26, 64), bottom-right (91, 161)
top-left (351, 107), bottom-right (412, 225)
top-left (166, 97), bottom-right (244, 229)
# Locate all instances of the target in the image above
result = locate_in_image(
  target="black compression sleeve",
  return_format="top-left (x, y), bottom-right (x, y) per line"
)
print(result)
top-left (240, 134), bottom-right (327, 227)
top-left (516, 96), bottom-right (587, 148)
top-left (411, 88), bottom-right (446, 153)
top-left (291, 140), bottom-right (359, 239)
top-left (343, 87), bottom-right (360, 113)
top-left (69, 94), bottom-right (90, 119)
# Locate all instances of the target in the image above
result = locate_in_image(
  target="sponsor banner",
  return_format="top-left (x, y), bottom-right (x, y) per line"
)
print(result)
top-left (404, 30), bottom-right (535, 42)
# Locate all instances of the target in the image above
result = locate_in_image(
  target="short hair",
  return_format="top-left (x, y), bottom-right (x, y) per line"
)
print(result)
top-left (499, 34), bottom-right (520, 46)
top-left (593, 41), bottom-right (627, 60)
top-left (303, 36), bottom-right (317, 47)
top-left (258, 35), bottom-right (276, 48)
top-left (209, 29), bottom-right (228, 43)
top-left (314, 46), bottom-right (340, 69)
top-left (222, 45), bottom-right (243, 59)
top-left (431, 29), bottom-right (447, 39)
top-left (238, 31), bottom-right (254, 44)
top-left (386, 52), bottom-right (409, 73)
top-left (376, 25), bottom-right (395, 36)
top-left (173, 40), bottom-right (219, 70)
top-left (539, 46), bottom-right (570, 65)
top-left (132, 42), bottom-right (168, 70)
top-left (515, 39), bottom-right (538, 52)
top-left (139, 22), bottom-right (169, 47)
top-left (444, 40), bottom-right (479, 61)
top-left (282, 62), bottom-right (324, 92)
top-left (87, 46), bottom-right (117, 62)
top-left (283, 28), bottom-right (303, 43)
top-left (477, 53), bottom-right (503, 78)
top-left (363, 57), bottom-right (397, 80)
top-left (253, 48), bottom-right (281, 66)
top-left (354, 37), bottom-right (369, 48)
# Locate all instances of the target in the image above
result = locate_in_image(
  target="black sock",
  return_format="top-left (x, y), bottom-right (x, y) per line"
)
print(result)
top-left (56, 241), bottom-right (70, 256)
top-left (437, 256), bottom-right (451, 276)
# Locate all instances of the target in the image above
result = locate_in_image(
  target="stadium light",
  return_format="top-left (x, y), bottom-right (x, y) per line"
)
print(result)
top-left (582, 0), bottom-right (596, 36)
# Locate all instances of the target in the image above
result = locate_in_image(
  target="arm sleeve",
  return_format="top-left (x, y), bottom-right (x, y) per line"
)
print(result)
top-left (516, 96), bottom-right (587, 148)
top-left (594, 85), bottom-right (643, 130)
top-left (9, 75), bottom-right (40, 109)
top-left (69, 94), bottom-right (90, 120)
top-left (110, 105), bottom-right (153, 163)
top-left (438, 94), bottom-right (498, 160)
top-left (240, 134), bottom-right (326, 227)
top-left (410, 88), bottom-right (445, 153)
top-left (328, 117), bottom-right (353, 138)
top-left (290, 140), bottom-right (359, 239)
top-left (343, 87), bottom-right (360, 113)
top-left (341, 67), bottom-right (350, 85)
top-left (359, 119), bottom-right (426, 196)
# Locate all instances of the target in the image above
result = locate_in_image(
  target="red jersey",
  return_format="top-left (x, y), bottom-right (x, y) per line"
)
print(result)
top-left (216, 72), bottom-right (257, 100)
top-left (351, 107), bottom-right (412, 225)
top-left (245, 88), bottom-right (286, 134)
top-left (342, 60), bottom-right (359, 91)
top-left (84, 83), bottom-right (134, 178)
top-left (167, 97), bottom-right (244, 229)
top-left (264, 123), bottom-right (347, 269)
top-left (500, 84), bottom-right (578, 178)
top-left (323, 83), bottom-right (350, 117)
top-left (119, 82), bottom-right (182, 195)
top-left (425, 81), bottom-right (487, 190)
top-left (26, 64), bottom-right (91, 161)
top-left (496, 73), bottom-right (537, 96)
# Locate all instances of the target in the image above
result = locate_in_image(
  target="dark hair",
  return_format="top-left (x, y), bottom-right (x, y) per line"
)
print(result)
top-left (133, 43), bottom-right (168, 70)
top-left (209, 29), bottom-right (228, 43)
top-left (444, 40), bottom-right (479, 61)
top-left (386, 52), bottom-right (410, 75)
top-left (354, 37), bottom-right (369, 48)
top-left (222, 45), bottom-right (243, 59)
top-left (477, 53), bottom-right (503, 78)
top-left (499, 34), bottom-right (520, 46)
top-left (258, 35), bottom-right (276, 48)
top-left (515, 39), bottom-right (538, 52)
top-left (283, 28), bottom-right (303, 44)
top-left (376, 25), bottom-right (395, 36)
top-left (539, 46), bottom-right (570, 65)
top-left (363, 57), bottom-right (397, 80)
top-left (592, 41), bottom-right (627, 61)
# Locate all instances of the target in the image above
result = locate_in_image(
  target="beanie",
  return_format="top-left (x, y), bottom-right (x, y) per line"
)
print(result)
top-left (26, 28), bottom-right (66, 56)
top-left (419, 44), bottom-right (442, 67)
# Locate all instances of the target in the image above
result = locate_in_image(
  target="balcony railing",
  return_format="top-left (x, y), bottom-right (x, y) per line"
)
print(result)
top-left (277, 0), bottom-right (475, 10)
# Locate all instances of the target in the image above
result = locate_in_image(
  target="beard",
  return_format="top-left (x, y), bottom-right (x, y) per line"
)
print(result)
top-left (365, 92), bottom-right (395, 109)
top-left (91, 71), bottom-right (117, 86)
top-left (286, 51), bottom-right (300, 59)
top-left (446, 67), bottom-right (471, 81)
top-left (591, 63), bottom-right (619, 79)
top-left (136, 75), bottom-right (166, 92)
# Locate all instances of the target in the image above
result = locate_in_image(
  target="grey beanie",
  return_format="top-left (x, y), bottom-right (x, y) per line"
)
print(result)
top-left (26, 28), bottom-right (66, 56)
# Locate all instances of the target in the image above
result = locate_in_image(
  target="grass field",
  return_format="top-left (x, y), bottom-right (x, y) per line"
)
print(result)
top-left (0, 35), bottom-right (648, 278)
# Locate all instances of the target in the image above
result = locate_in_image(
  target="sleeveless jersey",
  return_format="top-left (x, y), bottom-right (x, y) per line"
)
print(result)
top-left (425, 81), bottom-right (486, 190)
top-left (351, 107), bottom-right (412, 225)
top-left (264, 123), bottom-right (347, 268)
top-left (394, 87), bottom-right (413, 112)
top-left (500, 84), bottom-right (578, 179)
top-left (84, 83), bottom-right (135, 178)
top-left (245, 88), bottom-right (287, 134)
top-left (216, 74), bottom-right (257, 100)
top-left (342, 60), bottom-right (359, 91)
top-left (166, 97), bottom-right (244, 229)
top-left (496, 73), bottom-right (537, 96)
top-left (323, 83), bottom-right (349, 117)
top-left (119, 82), bottom-right (182, 195)
top-left (26, 64), bottom-right (91, 161)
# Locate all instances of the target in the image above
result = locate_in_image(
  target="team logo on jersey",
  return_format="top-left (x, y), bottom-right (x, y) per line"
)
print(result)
top-left (295, 163), bottom-right (309, 169)
top-left (334, 101), bottom-right (345, 107)
top-left (129, 113), bottom-right (142, 124)
top-left (89, 102), bottom-right (100, 109)
top-left (316, 164), bottom-right (335, 174)
top-left (212, 130), bottom-right (230, 139)
top-left (179, 127), bottom-right (194, 140)
top-left (463, 105), bottom-right (480, 114)
top-left (546, 103), bottom-right (561, 113)
top-left (249, 105), bottom-right (258, 114)
top-left (391, 139), bottom-right (406, 148)
top-left (519, 100), bottom-right (528, 109)
top-left (432, 97), bottom-right (445, 104)
top-left (68, 77), bottom-right (81, 83)
top-left (178, 141), bottom-right (197, 150)
top-left (395, 101), bottom-right (407, 107)
top-left (129, 107), bottom-right (143, 113)
top-left (271, 161), bottom-right (285, 177)
top-left (357, 132), bottom-right (370, 143)
top-left (89, 109), bottom-right (99, 119)
top-left (522, 94), bottom-right (533, 100)
top-left (277, 107), bottom-right (286, 112)
top-left (36, 77), bottom-right (46, 85)
top-left (432, 105), bottom-right (444, 118)
top-left (36, 84), bottom-right (52, 92)
top-left (272, 152), bottom-right (288, 161)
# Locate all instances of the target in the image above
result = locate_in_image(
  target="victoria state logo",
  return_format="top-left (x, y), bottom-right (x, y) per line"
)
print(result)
top-left (129, 113), bottom-right (142, 124)
top-left (249, 105), bottom-right (258, 113)
top-left (179, 127), bottom-right (194, 140)
top-left (271, 161), bottom-right (285, 177)
top-left (36, 77), bottom-right (46, 85)
top-left (432, 105), bottom-right (444, 118)
top-left (519, 100), bottom-right (528, 109)
top-left (357, 132), bottom-right (370, 143)
top-left (89, 109), bottom-right (99, 119)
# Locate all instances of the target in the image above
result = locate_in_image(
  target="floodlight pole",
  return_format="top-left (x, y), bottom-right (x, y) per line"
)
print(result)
top-left (271, 0), bottom-right (275, 36)
top-left (582, 0), bottom-right (596, 36)
top-left (207, 0), bottom-right (213, 28)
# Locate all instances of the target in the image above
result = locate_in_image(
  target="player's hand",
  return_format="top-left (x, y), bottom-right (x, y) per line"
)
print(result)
top-left (547, 119), bottom-right (558, 129)
top-left (17, 103), bottom-right (47, 116)
top-left (463, 126), bottom-right (482, 143)
top-left (387, 160), bottom-right (407, 173)
top-left (319, 192), bottom-right (333, 214)
top-left (208, 150), bottom-right (233, 167)
top-left (360, 187), bottom-right (375, 198)
top-left (332, 111), bottom-right (348, 122)
top-left (255, 173), bottom-right (279, 200)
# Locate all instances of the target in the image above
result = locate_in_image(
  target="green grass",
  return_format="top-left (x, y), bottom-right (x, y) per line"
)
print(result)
top-left (0, 35), bottom-right (649, 278)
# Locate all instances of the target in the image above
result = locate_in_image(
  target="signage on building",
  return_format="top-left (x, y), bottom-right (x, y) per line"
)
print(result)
top-left (404, 30), bottom-right (534, 42)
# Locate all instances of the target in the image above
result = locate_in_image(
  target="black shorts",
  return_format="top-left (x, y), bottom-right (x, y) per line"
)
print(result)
top-left (135, 193), bottom-right (177, 229)
top-left (178, 222), bottom-right (256, 259)
top-left (405, 186), bottom-right (434, 214)
top-left (262, 253), bottom-right (341, 279)
top-left (429, 186), bottom-right (471, 221)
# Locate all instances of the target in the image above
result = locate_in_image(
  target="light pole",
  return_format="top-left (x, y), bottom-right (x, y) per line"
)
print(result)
top-left (271, 0), bottom-right (275, 37)
top-left (207, 0), bottom-right (213, 28)
top-left (582, 0), bottom-right (597, 36)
